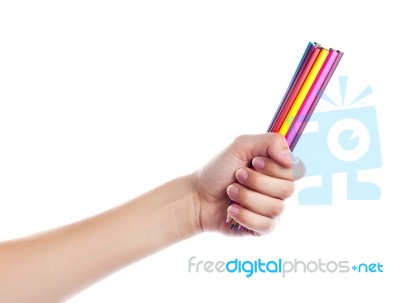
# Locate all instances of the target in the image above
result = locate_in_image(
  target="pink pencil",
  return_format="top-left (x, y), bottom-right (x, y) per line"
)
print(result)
top-left (286, 49), bottom-right (339, 146)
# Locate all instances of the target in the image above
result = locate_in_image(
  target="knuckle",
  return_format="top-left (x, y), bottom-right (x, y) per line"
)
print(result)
top-left (267, 132), bottom-right (286, 145)
top-left (260, 219), bottom-right (276, 234)
top-left (269, 200), bottom-right (284, 217)
top-left (233, 135), bottom-right (249, 147)
top-left (281, 181), bottom-right (295, 198)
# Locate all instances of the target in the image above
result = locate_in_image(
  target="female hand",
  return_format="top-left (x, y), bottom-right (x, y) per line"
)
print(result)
top-left (192, 133), bottom-right (305, 236)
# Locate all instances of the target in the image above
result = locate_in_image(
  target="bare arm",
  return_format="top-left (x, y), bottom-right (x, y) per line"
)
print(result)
top-left (0, 134), bottom-right (304, 303)
top-left (0, 175), bottom-right (199, 302)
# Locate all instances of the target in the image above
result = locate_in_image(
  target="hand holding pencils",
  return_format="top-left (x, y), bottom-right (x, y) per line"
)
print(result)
top-left (227, 42), bottom-right (343, 231)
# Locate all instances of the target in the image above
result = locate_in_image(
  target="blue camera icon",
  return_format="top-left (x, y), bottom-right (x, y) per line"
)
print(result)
top-left (293, 106), bottom-right (382, 205)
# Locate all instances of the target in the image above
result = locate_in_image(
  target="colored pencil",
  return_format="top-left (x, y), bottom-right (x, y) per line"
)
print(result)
top-left (279, 48), bottom-right (329, 136)
top-left (289, 50), bottom-right (343, 150)
top-left (286, 49), bottom-right (339, 146)
top-left (268, 42), bottom-right (318, 131)
top-left (269, 46), bottom-right (322, 132)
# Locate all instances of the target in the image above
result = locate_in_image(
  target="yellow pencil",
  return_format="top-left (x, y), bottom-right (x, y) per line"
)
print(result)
top-left (279, 48), bottom-right (329, 136)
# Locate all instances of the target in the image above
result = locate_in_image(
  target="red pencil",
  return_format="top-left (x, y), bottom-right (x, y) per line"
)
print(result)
top-left (270, 46), bottom-right (321, 132)
top-left (268, 42), bottom-right (318, 131)
top-left (289, 50), bottom-right (343, 150)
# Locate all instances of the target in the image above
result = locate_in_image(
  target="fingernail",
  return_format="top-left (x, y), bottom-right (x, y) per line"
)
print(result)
top-left (252, 157), bottom-right (265, 170)
top-left (227, 185), bottom-right (239, 198)
top-left (236, 169), bottom-right (248, 183)
top-left (228, 204), bottom-right (240, 217)
top-left (225, 212), bottom-right (232, 223)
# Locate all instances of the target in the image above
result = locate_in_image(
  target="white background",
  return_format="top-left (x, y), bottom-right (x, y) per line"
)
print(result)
top-left (0, 0), bottom-right (399, 302)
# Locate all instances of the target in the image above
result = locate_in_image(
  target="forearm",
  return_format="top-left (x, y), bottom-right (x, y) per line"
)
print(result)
top-left (0, 175), bottom-right (200, 303)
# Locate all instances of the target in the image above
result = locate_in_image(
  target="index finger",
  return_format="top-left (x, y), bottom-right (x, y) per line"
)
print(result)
top-left (251, 156), bottom-right (306, 181)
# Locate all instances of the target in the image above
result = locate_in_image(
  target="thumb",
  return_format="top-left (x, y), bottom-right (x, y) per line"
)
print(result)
top-left (231, 133), bottom-right (293, 168)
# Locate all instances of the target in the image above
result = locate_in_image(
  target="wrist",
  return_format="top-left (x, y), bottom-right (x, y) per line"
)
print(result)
top-left (168, 174), bottom-right (203, 239)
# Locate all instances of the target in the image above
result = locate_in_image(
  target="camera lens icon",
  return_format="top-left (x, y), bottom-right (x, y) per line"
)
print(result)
top-left (291, 74), bottom-right (382, 204)
top-left (327, 118), bottom-right (370, 162)
top-left (294, 107), bottom-right (382, 204)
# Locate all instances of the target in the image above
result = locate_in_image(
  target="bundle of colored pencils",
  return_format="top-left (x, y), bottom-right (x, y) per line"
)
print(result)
top-left (227, 42), bottom-right (343, 231)
top-left (268, 42), bottom-right (343, 150)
